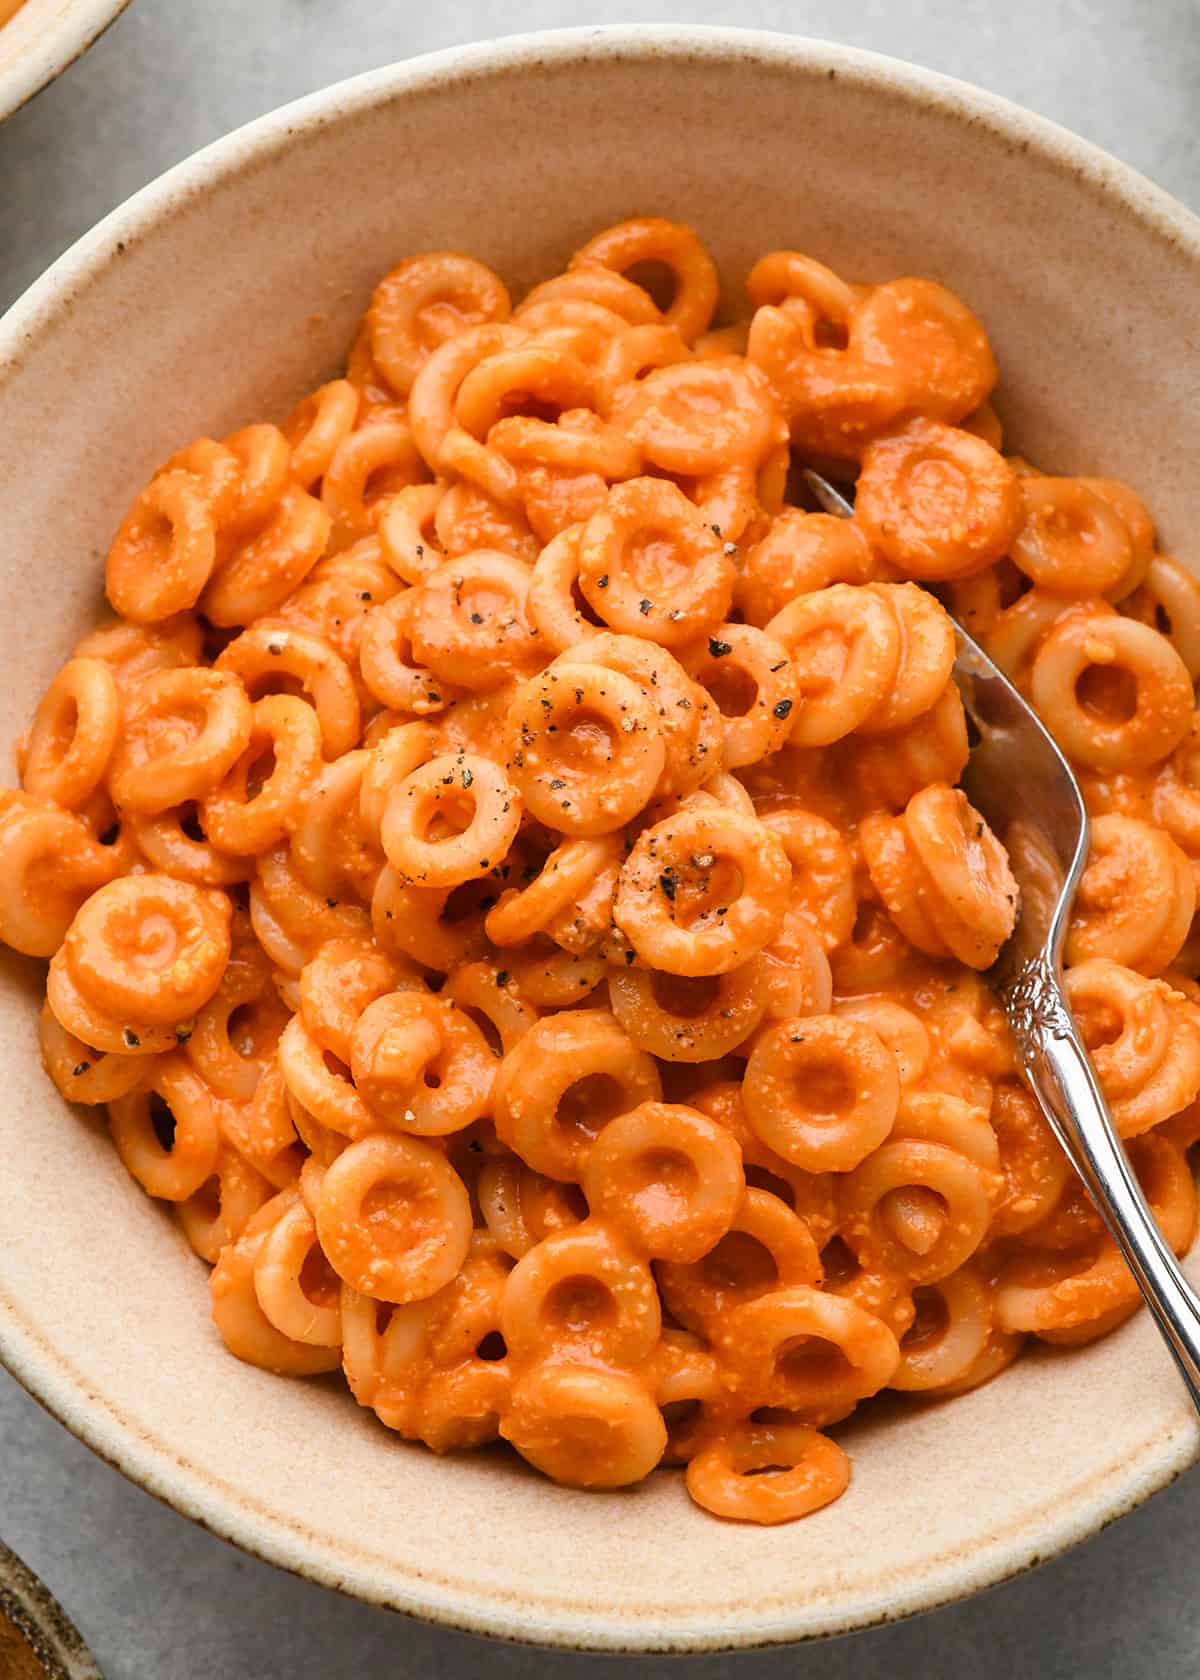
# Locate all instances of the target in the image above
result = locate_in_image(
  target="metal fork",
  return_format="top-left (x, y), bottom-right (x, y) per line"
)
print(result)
top-left (803, 467), bottom-right (1200, 1409)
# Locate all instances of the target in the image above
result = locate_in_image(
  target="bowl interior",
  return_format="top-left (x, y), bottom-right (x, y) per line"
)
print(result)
top-left (1, 29), bottom-right (1199, 1652)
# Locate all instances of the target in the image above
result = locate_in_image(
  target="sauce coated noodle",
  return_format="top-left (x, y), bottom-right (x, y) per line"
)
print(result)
top-left (14, 219), bottom-right (1200, 1526)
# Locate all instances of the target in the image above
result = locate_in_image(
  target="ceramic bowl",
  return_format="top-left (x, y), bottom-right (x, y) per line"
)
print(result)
top-left (0, 0), bottom-right (130, 122)
top-left (0, 1542), bottom-right (101, 1680)
top-left (1, 25), bottom-right (1199, 1654)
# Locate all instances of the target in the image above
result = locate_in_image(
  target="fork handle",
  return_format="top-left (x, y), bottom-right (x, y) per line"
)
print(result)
top-left (1008, 957), bottom-right (1200, 1412)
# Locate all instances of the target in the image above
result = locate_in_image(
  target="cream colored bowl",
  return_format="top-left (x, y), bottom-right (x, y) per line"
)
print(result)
top-left (1, 26), bottom-right (1199, 1653)
top-left (0, 0), bottom-right (130, 121)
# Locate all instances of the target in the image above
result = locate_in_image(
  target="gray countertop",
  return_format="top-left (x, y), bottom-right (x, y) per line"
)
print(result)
top-left (2, 3), bottom-right (1200, 1675)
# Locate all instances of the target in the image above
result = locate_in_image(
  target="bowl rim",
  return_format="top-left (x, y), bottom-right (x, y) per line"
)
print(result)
top-left (3, 23), bottom-right (1200, 1653)
top-left (0, 1539), bottom-right (102, 1680)
top-left (0, 0), bottom-right (132, 123)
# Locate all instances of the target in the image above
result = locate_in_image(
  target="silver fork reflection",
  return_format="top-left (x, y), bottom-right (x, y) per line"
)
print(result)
top-left (803, 466), bottom-right (1200, 1409)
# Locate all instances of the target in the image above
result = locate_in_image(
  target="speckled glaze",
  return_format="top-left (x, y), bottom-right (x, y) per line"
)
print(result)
top-left (0, 0), bottom-right (130, 121)
top-left (0, 1542), bottom-right (101, 1679)
top-left (1, 26), bottom-right (1200, 1654)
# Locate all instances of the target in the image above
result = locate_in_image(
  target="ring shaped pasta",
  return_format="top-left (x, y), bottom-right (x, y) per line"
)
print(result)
top-left (1064, 959), bottom-right (1173, 1099)
top-left (1067, 813), bottom-right (1195, 974)
top-left (408, 323), bottom-right (526, 471)
top-left (616, 359), bottom-right (781, 476)
top-left (282, 378), bottom-right (360, 489)
top-left (22, 658), bottom-right (121, 809)
top-left (567, 631), bottom-right (722, 800)
top-left (380, 753), bottom-right (521, 887)
top-left (656, 1188), bottom-right (823, 1335)
top-left (108, 1057), bottom-right (222, 1201)
top-left (106, 468), bottom-right (218, 623)
top-left (504, 942), bottom-right (606, 1008)
top-left (350, 991), bottom-right (494, 1135)
top-left (571, 217), bottom-right (719, 344)
top-left (851, 278), bottom-right (998, 422)
top-left (577, 477), bottom-right (734, 647)
top-left (252, 844), bottom-right (371, 978)
top-left (23, 218), bottom-right (1200, 1529)
top-left (500, 1218), bottom-right (661, 1367)
top-left (187, 952), bottom-right (287, 1102)
top-left (357, 724), bottom-right (437, 844)
top-left (841, 680), bottom-right (970, 810)
top-left (743, 1016), bottom-right (900, 1173)
top-left (888, 1266), bottom-right (992, 1392)
top-left (477, 1157), bottom-right (587, 1260)
top-left (505, 661), bottom-right (665, 835)
top-left (492, 1009), bottom-right (661, 1181)
top-left (854, 419), bottom-right (1022, 580)
top-left (838, 1139), bottom-right (993, 1284)
top-left (377, 483), bottom-right (446, 585)
top-left (520, 262), bottom-right (663, 329)
top-left (177, 1146), bottom-right (273, 1264)
top-left (858, 583), bottom-right (956, 734)
top-left (487, 409), bottom-right (641, 482)
top-left (299, 937), bottom-right (405, 1064)
top-left (1030, 612), bottom-right (1193, 772)
top-left (443, 961), bottom-right (538, 1057)
top-left (368, 252), bottom-right (511, 397)
top-left (277, 1012), bottom-right (372, 1138)
top-left (614, 806), bottom-right (791, 976)
top-left (861, 787), bottom-right (1019, 970)
top-left (1125, 554), bottom-right (1200, 678)
top-left (989, 1082), bottom-right (1072, 1238)
top-left (903, 785), bottom-right (1020, 966)
top-left (686, 1423), bottom-right (849, 1525)
top-left (38, 999), bottom-right (147, 1105)
top-left (501, 1364), bottom-right (668, 1489)
top-left (218, 424), bottom-right (292, 535)
top-left (0, 796), bottom-right (120, 957)
top-left (485, 836), bottom-right (621, 947)
top-left (737, 509), bottom-right (874, 627)
top-left (160, 437), bottom-right (241, 525)
top-left (201, 485), bottom-right (331, 627)
top-left (682, 624), bottom-right (797, 769)
top-left (216, 624), bottom-right (361, 759)
top-left (609, 957), bottom-right (768, 1061)
top-left (199, 695), bottom-right (324, 855)
top-left (766, 583), bottom-right (901, 747)
top-left (286, 750), bottom-right (380, 905)
top-left (760, 808), bottom-right (856, 953)
top-left (315, 1132), bottom-right (472, 1302)
top-left (64, 875), bottom-right (231, 1026)
top-left (526, 524), bottom-right (594, 652)
top-left (1010, 478), bottom-right (1134, 596)
top-left (210, 1199), bottom-right (342, 1376)
top-left (108, 667), bottom-right (254, 814)
top-left (72, 615), bottom-right (203, 691)
top-left (719, 1285), bottom-right (900, 1419)
top-left (832, 998), bottom-right (931, 1089)
top-left (747, 249), bottom-right (858, 320)
top-left (371, 867), bottom-right (489, 973)
top-left (581, 1102), bottom-right (744, 1262)
top-left (358, 592), bottom-right (459, 716)
top-left (746, 300), bottom-right (911, 460)
top-left (453, 341), bottom-right (596, 441)
top-left (253, 1197), bottom-right (343, 1347)
top-left (997, 1134), bottom-right (1196, 1336)
top-left (321, 418), bottom-right (425, 549)
top-left (760, 917), bottom-right (835, 1023)
top-left (407, 552), bottom-right (539, 691)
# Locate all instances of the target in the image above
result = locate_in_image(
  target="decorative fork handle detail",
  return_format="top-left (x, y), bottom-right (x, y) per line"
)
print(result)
top-left (1005, 955), bottom-right (1200, 1410)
